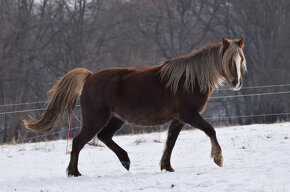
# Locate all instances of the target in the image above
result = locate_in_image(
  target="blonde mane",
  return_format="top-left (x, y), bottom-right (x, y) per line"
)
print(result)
top-left (160, 41), bottom-right (246, 93)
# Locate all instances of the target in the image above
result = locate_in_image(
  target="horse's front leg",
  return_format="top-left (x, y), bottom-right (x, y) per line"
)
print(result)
top-left (181, 112), bottom-right (223, 167)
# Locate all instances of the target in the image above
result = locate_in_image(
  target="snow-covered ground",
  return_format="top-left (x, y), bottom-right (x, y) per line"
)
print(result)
top-left (1, 123), bottom-right (290, 192)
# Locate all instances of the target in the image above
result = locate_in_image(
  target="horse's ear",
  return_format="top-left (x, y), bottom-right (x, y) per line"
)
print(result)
top-left (236, 37), bottom-right (244, 48)
top-left (221, 36), bottom-right (230, 49)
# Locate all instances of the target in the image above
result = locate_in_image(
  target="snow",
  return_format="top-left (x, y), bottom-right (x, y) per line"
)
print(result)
top-left (1, 123), bottom-right (290, 192)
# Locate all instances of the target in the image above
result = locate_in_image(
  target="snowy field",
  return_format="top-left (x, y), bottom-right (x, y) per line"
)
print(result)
top-left (1, 123), bottom-right (290, 192)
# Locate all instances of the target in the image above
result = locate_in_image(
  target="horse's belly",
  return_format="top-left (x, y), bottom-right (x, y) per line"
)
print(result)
top-left (113, 108), bottom-right (173, 126)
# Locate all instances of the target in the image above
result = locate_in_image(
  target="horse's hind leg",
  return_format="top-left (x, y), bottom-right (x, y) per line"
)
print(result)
top-left (97, 116), bottom-right (131, 170)
top-left (67, 110), bottom-right (110, 177)
top-left (181, 112), bottom-right (223, 167)
top-left (160, 120), bottom-right (184, 172)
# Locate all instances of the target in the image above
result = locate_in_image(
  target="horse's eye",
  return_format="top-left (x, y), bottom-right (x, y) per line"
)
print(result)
top-left (242, 68), bottom-right (246, 75)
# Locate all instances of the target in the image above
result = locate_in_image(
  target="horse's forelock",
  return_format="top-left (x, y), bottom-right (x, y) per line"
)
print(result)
top-left (221, 42), bottom-right (246, 77)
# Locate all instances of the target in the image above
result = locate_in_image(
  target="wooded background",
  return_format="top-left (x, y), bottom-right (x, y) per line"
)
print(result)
top-left (1, 0), bottom-right (290, 143)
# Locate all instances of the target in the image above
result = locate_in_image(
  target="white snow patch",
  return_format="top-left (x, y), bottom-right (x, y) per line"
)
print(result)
top-left (1, 123), bottom-right (290, 192)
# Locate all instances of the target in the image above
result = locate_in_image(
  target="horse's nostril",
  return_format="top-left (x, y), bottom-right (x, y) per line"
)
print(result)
top-left (232, 80), bottom-right (238, 87)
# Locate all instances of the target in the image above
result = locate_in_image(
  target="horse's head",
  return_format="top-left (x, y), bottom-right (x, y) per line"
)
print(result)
top-left (220, 37), bottom-right (246, 91)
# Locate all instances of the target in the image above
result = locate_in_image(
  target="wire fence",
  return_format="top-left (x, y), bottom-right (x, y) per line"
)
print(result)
top-left (1, 127), bottom-right (81, 146)
top-left (211, 90), bottom-right (290, 99)
top-left (216, 83), bottom-right (290, 90)
top-left (204, 112), bottom-right (290, 120)
top-left (0, 101), bottom-right (47, 107)
top-left (1, 83), bottom-right (290, 108)
top-left (1, 90), bottom-right (290, 115)
top-left (1, 83), bottom-right (290, 145)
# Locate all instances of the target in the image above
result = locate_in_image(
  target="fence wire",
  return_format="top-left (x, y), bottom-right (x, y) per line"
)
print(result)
top-left (1, 83), bottom-right (290, 108)
top-left (1, 90), bottom-right (290, 115)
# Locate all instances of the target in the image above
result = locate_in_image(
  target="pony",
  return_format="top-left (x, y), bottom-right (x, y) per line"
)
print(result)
top-left (24, 37), bottom-right (246, 177)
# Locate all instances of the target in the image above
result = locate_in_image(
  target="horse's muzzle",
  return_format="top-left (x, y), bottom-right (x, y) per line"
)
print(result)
top-left (230, 80), bottom-right (242, 91)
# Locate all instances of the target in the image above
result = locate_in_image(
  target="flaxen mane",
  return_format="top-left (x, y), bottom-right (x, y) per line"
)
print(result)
top-left (160, 42), bottom-right (246, 93)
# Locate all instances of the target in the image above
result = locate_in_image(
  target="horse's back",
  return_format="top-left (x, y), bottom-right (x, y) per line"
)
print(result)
top-left (84, 65), bottom-right (162, 94)
top-left (81, 67), bottom-right (134, 108)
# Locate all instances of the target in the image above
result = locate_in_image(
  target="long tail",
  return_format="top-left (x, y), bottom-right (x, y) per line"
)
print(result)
top-left (23, 68), bottom-right (92, 133)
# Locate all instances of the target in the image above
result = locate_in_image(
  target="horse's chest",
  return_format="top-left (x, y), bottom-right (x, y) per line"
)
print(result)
top-left (179, 93), bottom-right (210, 114)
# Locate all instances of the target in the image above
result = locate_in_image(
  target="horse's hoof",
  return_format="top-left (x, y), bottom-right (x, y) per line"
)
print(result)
top-left (67, 172), bottom-right (82, 177)
top-left (161, 166), bottom-right (175, 172)
top-left (67, 167), bottom-right (82, 177)
top-left (160, 162), bottom-right (175, 172)
top-left (213, 156), bottom-right (223, 167)
top-left (121, 161), bottom-right (130, 171)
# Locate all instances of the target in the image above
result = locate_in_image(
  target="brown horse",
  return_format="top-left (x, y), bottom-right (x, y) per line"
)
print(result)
top-left (24, 37), bottom-right (246, 177)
